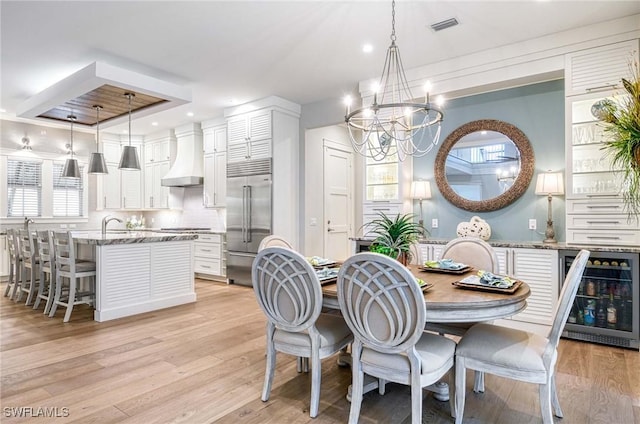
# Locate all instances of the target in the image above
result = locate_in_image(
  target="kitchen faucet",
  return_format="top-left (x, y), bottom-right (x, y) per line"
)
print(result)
top-left (102, 216), bottom-right (123, 235)
top-left (24, 217), bottom-right (34, 230)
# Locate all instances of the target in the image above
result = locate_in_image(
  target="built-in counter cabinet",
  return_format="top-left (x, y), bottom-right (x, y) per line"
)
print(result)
top-left (564, 39), bottom-right (640, 246)
top-left (194, 233), bottom-right (226, 281)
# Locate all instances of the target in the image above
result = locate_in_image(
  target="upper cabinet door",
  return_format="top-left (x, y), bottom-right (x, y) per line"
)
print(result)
top-left (565, 40), bottom-right (639, 96)
top-left (248, 111), bottom-right (271, 142)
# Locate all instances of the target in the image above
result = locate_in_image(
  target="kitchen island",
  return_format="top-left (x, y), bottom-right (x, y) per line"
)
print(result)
top-left (72, 231), bottom-right (198, 322)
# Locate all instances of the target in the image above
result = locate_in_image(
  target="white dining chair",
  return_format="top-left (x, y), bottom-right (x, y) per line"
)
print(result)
top-left (33, 230), bottom-right (56, 314)
top-left (252, 246), bottom-right (353, 418)
top-left (15, 229), bottom-right (39, 306)
top-left (3, 229), bottom-right (22, 300)
top-left (49, 231), bottom-right (97, 322)
top-left (454, 249), bottom-right (590, 424)
top-left (258, 235), bottom-right (293, 251)
top-left (337, 252), bottom-right (457, 424)
top-left (425, 236), bottom-right (500, 392)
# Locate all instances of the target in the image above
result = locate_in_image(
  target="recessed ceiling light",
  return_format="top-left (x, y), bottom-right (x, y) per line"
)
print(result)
top-left (40, 130), bottom-right (47, 135)
top-left (151, 122), bottom-right (158, 126)
top-left (187, 112), bottom-right (194, 117)
top-left (362, 44), bottom-right (373, 53)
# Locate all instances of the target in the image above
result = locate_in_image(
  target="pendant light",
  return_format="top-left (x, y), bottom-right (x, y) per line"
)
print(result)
top-left (62, 114), bottom-right (81, 178)
top-left (118, 92), bottom-right (141, 170)
top-left (88, 105), bottom-right (109, 174)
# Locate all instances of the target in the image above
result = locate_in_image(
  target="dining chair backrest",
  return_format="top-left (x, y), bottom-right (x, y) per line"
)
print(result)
top-left (441, 237), bottom-right (499, 273)
top-left (51, 231), bottom-right (75, 273)
top-left (337, 252), bottom-right (425, 355)
top-left (546, 249), bottom-right (590, 358)
top-left (258, 235), bottom-right (293, 251)
top-left (36, 230), bottom-right (53, 265)
top-left (252, 246), bottom-right (322, 333)
top-left (18, 229), bottom-right (37, 263)
top-left (6, 228), bottom-right (18, 260)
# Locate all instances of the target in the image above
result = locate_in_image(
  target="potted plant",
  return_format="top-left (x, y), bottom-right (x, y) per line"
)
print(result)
top-left (366, 212), bottom-right (425, 265)
top-left (598, 60), bottom-right (640, 218)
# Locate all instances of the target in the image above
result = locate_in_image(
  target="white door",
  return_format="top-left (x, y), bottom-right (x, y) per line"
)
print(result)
top-left (323, 144), bottom-right (352, 261)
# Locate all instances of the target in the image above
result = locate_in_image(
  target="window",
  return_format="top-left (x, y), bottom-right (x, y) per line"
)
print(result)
top-left (7, 159), bottom-right (42, 217)
top-left (53, 163), bottom-right (84, 217)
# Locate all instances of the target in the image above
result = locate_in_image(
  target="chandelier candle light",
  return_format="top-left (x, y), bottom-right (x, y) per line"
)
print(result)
top-left (119, 92), bottom-right (141, 170)
top-left (62, 114), bottom-right (81, 179)
top-left (88, 105), bottom-right (108, 174)
top-left (535, 171), bottom-right (564, 244)
top-left (344, 0), bottom-right (444, 161)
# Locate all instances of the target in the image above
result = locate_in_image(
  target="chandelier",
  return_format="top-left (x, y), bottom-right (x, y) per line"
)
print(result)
top-left (344, 0), bottom-right (444, 161)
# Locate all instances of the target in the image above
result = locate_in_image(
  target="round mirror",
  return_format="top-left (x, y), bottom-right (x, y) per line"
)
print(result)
top-left (435, 119), bottom-right (535, 212)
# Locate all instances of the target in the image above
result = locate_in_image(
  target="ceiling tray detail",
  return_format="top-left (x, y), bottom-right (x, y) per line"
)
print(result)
top-left (17, 62), bottom-right (191, 129)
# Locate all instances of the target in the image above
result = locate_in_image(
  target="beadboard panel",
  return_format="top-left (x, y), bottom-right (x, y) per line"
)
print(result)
top-left (151, 243), bottom-right (193, 298)
top-left (101, 245), bottom-right (151, 307)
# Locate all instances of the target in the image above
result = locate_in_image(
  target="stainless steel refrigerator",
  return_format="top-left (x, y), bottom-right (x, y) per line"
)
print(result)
top-left (226, 159), bottom-right (272, 286)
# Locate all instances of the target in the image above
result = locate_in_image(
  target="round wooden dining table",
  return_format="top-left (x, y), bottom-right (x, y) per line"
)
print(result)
top-left (320, 264), bottom-right (531, 403)
top-left (321, 264), bottom-right (531, 322)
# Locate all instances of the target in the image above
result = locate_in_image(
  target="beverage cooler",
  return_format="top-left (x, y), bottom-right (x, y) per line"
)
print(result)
top-left (559, 250), bottom-right (639, 350)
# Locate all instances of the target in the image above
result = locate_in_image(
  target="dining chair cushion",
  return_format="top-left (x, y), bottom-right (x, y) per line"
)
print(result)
top-left (457, 323), bottom-right (549, 375)
top-left (60, 261), bottom-right (96, 272)
top-left (361, 332), bottom-right (456, 376)
top-left (274, 313), bottom-right (352, 349)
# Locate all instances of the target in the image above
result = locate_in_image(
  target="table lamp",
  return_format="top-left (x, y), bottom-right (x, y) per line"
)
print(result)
top-left (535, 172), bottom-right (564, 244)
top-left (411, 180), bottom-right (432, 230)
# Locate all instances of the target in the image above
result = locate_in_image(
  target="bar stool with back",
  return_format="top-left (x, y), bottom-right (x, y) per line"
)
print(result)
top-left (49, 231), bottom-right (97, 322)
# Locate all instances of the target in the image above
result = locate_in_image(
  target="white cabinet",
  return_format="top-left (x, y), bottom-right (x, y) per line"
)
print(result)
top-left (564, 41), bottom-right (640, 245)
top-left (0, 235), bottom-right (9, 281)
top-left (194, 233), bottom-right (226, 279)
top-left (97, 139), bottom-right (143, 210)
top-left (565, 40), bottom-right (638, 96)
top-left (203, 124), bottom-right (227, 208)
top-left (494, 247), bottom-right (559, 326)
top-left (143, 136), bottom-right (173, 209)
top-left (226, 110), bottom-right (272, 163)
top-left (144, 161), bottom-right (170, 209)
top-left (120, 143), bottom-right (143, 210)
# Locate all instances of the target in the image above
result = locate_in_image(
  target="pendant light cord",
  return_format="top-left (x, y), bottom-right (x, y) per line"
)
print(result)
top-left (67, 114), bottom-right (76, 157)
top-left (126, 93), bottom-right (134, 146)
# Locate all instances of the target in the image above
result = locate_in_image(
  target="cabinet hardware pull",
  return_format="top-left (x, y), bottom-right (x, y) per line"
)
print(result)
top-left (585, 84), bottom-right (618, 92)
top-left (201, 249), bottom-right (212, 252)
top-left (586, 221), bottom-right (620, 224)
top-left (104, 196), bottom-right (106, 208)
top-left (201, 265), bottom-right (211, 268)
top-left (585, 194), bottom-right (617, 198)
top-left (586, 205), bottom-right (619, 209)
top-left (586, 236), bottom-right (621, 240)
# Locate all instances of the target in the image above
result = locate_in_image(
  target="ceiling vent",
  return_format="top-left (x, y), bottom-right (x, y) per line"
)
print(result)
top-left (430, 17), bottom-right (459, 32)
top-left (17, 62), bottom-right (191, 129)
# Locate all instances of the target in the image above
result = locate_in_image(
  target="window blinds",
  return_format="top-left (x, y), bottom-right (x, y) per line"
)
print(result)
top-left (7, 159), bottom-right (42, 217)
top-left (53, 163), bottom-right (84, 217)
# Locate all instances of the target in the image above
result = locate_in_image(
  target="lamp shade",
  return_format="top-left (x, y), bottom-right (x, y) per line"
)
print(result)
top-left (62, 158), bottom-right (81, 179)
top-left (411, 180), bottom-right (432, 200)
top-left (535, 172), bottom-right (564, 195)
top-left (119, 145), bottom-right (141, 170)
top-left (88, 152), bottom-right (109, 174)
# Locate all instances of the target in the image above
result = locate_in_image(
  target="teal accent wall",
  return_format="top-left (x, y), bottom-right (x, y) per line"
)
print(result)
top-left (413, 79), bottom-right (566, 242)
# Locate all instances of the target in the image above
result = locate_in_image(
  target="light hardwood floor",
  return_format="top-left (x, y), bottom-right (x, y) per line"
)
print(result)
top-left (1, 279), bottom-right (639, 423)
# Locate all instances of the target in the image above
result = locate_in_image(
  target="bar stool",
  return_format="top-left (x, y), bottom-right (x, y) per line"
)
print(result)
top-left (3, 228), bottom-right (22, 300)
top-left (16, 229), bottom-right (39, 306)
top-left (49, 231), bottom-right (96, 322)
top-left (33, 230), bottom-right (56, 314)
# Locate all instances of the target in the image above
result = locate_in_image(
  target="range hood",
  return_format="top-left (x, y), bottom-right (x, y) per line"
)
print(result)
top-left (162, 122), bottom-right (204, 187)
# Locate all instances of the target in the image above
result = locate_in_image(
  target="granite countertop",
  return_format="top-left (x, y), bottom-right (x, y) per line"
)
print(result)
top-left (351, 237), bottom-right (640, 254)
top-left (71, 231), bottom-right (199, 246)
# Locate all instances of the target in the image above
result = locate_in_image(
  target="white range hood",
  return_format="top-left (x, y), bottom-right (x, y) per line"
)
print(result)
top-left (162, 122), bottom-right (204, 187)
